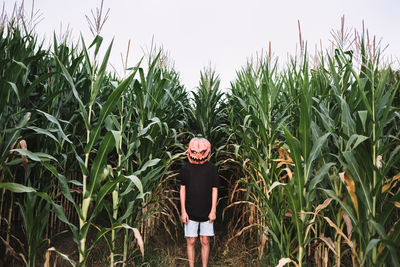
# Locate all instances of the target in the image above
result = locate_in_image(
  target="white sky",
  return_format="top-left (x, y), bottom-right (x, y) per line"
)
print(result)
top-left (4, 0), bottom-right (400, 90)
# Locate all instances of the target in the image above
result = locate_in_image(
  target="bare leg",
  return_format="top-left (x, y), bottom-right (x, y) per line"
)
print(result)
top-left (187, 237), bottom-right (196, 267)
top-left (200, 235), bottom-right (210, 267)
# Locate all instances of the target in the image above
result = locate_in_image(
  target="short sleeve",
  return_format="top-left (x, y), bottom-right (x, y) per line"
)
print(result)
top-left (179, 164), bottom-right (188, 186)
top-left (212, 164), bottom-right (219, 188)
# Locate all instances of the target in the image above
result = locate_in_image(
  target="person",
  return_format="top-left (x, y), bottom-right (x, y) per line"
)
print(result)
top-left (179, 137), bottom-right (219, 267)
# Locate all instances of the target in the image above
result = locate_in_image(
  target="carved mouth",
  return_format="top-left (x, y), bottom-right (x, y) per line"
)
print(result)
top-left (188, 152), bottom-right (210, 163)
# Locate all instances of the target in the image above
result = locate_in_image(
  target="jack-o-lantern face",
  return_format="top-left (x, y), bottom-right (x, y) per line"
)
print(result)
top-left (187, 138), bottom-right (211, 164)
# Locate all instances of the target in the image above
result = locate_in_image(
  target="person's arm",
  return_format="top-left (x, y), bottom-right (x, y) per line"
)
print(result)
top-left (180, 185), bottom-right (189, 224)
top-left (208, 187), bottom-right (218, 222)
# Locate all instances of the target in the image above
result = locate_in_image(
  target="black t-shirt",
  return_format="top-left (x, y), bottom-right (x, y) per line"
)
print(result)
top-left (179, 161), bottom-right (219, 222)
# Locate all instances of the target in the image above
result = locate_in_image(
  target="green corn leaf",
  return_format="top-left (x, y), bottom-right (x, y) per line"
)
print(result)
top-left (87, 131), bottom-right (115, 197)
top-left (35, 152), bottom-right (58, 161)
top-left (309, 162), bottom-right (335, 190)
top-left (352, 72), bottom-right (372, 115)
top-left (91, 175), bottom-right (126, 218)
top-left (89, 35), bottom-right (103, 56)
top-left (6, 158), bottom-right (24, 166)
top-left (36, 110), bottom-right (71, 144)
top-left (55, 55), bottom-right (89, 130)
top-left (345, 134), bottom-right (369, 151)
top-left (81, 35), bottom-right (92, 74)
top-left (89, 39), bottom-right (113, 106)
top-left (24, 72), bottom-right (55, 101)
top-left (299, 91), bottom-right (311, 160)
top-left (370, 219), bottom-right (387, 239)
top-left (375, 68), bottom-right (390, 100)
top-left (285, 184), bottom-right (304, 249)
top-left (7, 81), bottom-right (20, 101)
top-left (134, 158), bottom-right (161, 176)
top-left (44, 197), bottom-right (77, 230)
top-left (380, 80), bottom-right (400, 135)
top-left (337, 96), bottom-right (356, 137)
top-left (85, 70), bottom-right (137, 154)
top-left (69, 180), bottom-right (83, 186)
top-left (321, 188), bottom-right (357, 226)
top-left (11, 149), bottom-right (57, 162)
top-left (111, 130), bottom-right (121, 154)
top-left (365, 239), bottom-right (380, 259)
top-left (41, 162), bottom-right (75, 205)
top-left (27, 126), bottom-right (59, 143)
top-left (370, 220), bottom-right (400, 266)
top-left (75, 151), bottom-right (89, 177)
top-left (86, 222), bottom-right (144, 260)
top-left (12, 59), bottom-right (28, 70)
top-left (343, 151), bottom-right (373, 213)
top-left (2, 112), bottom-right (31, 159)
top-left (283, 126), bottom-right (304, 209)
top-left (306, 133), bottom-right (330, 181)
top-left (117, 200), bottom-right (136, 223)
top-left (0, 182), bottom-right (37, 193)
top-left (125, 174), bottom-right (144, 199)
top-left (0, 183), bottom-right (76, 231)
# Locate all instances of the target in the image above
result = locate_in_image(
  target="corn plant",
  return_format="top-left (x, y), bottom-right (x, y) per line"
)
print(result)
top-left (281, 58), bottom-right (332, 265)
top-left (115, 53), bottom-right (188, 266)
top-left (0, 26), bottom-right (144, 266)
top-left (226, 57), bottom-right (292, 263)
top-left (186, 67), bottom-right (227, 148)
top-left (319, 45), bottom-right (400, 266)
top-left (0, 20), bottom-right (67, 266)
top-left (17, 191), bottom-right (50, 266)
top-left (225, 33), bottom-right (400, 265)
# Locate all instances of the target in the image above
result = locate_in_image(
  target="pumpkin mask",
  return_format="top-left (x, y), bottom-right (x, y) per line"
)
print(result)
top-left (187, 138), bottom-right (211, 164)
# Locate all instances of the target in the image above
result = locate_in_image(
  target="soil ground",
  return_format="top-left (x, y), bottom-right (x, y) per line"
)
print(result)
top-left (27, 226), bottom-right (257, 267)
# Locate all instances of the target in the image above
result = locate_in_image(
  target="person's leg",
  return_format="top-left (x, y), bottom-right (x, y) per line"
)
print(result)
top-left (184, 220), bottom-right (199, 267)
top-left (187, 237), bottom-right (196, 267)
top-left (199, 221), bottom-right (214, 267)
top-left (199, 235), bottom-right (210, 267)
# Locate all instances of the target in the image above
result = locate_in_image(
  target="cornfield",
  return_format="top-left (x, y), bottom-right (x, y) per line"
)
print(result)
top-left (0, 3), bottom-right (399, 267)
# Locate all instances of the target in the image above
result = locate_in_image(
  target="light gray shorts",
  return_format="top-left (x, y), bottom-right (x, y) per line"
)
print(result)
top-left (184, 219), bottom-right (214, 237)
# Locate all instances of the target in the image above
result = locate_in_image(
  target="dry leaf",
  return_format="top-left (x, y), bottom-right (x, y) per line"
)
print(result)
top-left (315, 243), bottom-right (322, 267)
top-left (323, 247), bottom-right (328, 267)
top-left (44, 250), bottom-right (51, 267)
top-left (133, 227), bottom-right (144, 258)
top-left (343, 213), bottom-right (353, 239)
top-left (339, 172), bottom-right (345, 183)
top-left (383, 172), bottom-right (400, 193)
top-left (285, 209), bottom-right (292, 218)
top-left (393, 172), bottom-right (400, 181)
top-left (260, 228), bottom-right (268, 258)
top-left (226, 223), bottom-right (258, 246)
top-left (249, 205), bottom-right (254, 224)
top-left (323, 216), bottom-right (353, 249)
top-left (18, 139), bottom-right (28, 171)
top-left (315, 198), bottom-right (334, 215)
top-left (284, 167), bottom-right (293, 180)
top-left (276, 258), bottom-right (299, 267)
top-left (47, 247), bottom-right (75, 266)
top-left (342, 172), bottom-right (359, 218)
top-left (382, 183), bottom-right (391, 193)
top-left (319, 236), bottom-right (337, 255)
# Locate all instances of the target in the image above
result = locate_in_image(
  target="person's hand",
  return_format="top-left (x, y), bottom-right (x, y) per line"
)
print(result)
top-left (208, 211), bottom-right (216, 223)
top-left (181, 211), bottom-right (189, 224)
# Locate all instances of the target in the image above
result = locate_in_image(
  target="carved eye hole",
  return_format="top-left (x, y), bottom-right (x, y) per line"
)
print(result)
top-left (190, 149), bottom-right (197, 155)
top-left (200, 149), bottom-right (207, 155)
